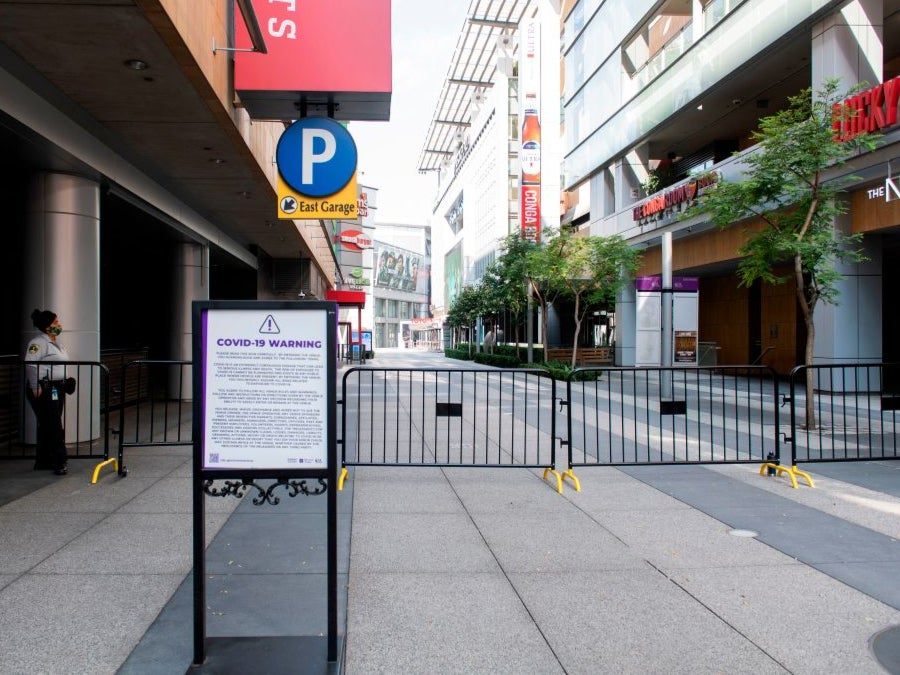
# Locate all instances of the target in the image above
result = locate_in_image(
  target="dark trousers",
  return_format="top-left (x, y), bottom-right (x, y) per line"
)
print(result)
top-left (28, 384), bottom-right (67, 470)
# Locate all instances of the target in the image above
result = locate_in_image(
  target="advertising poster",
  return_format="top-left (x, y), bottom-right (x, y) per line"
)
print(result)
top-left (374, 244), bottom-right (424, 292)
top-left (519, 18), bottom-right (542, 243)
top-left (675, 331), bottom-right (698, 363)
top-left (201, 307), bottom-right (329, 470)
top-left (444, 242), bottom-right (463, 306)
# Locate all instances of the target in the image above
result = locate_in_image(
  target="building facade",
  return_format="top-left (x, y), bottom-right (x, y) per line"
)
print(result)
top-left (563, 0), bottom-right (900, 373)
top-left (0, 1), bottom-right (389, 363)
top-left (422, 0), bottom-right (561, 328)
top-left (371, 223), bottom-right (432, 349)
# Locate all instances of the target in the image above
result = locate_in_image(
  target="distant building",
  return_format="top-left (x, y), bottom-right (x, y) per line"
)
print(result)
top-left (371, 223), bottom-right (431, 349)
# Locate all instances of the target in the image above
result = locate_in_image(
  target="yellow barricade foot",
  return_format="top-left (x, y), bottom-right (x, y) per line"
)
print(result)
top-left (759, 462), bottom-right (810, 489)
top-left (561, 468), bottom-right (581, 492)
top-left (542, 467), bottom-right (563, 494)
top-left (91, 458), bottom-right (119, 485)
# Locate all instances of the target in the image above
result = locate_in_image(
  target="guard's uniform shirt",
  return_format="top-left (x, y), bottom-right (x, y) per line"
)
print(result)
top-left (25, 334), bottom-right (69, 392)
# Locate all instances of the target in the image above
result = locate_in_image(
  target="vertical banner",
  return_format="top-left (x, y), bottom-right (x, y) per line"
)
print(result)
top-left (519, 19), bottom-right (541, 242)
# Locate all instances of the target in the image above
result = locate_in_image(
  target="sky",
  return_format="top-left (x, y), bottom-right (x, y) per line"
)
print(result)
top-left (349, 0), bottom-right (468, 225)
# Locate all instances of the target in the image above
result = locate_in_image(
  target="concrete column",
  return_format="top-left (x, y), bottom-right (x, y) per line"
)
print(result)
top-left (810, 1), bottom-right (883, 370)
top-left (615, 147), bottom-right (648, 214)
top-left (691, 0), bottom-right (704, 42)
top-left (616, 282), bottom-right (637, 366)
top-left (22, 173), bottom-right (100, 443)
top-left (170, 242), bottom-right (209, 399)
top-left (812, 0), bottom-right (882, 91)
top-left (813, 210), bottom-right (882, 365)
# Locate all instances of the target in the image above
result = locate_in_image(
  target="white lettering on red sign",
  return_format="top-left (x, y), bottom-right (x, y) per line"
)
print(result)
top-left (267, 0), bottom-right (297, 40)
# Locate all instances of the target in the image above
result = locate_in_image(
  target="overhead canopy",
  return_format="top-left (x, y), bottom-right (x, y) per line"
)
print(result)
top-left (326, 290), bottom-right (367, 307)
top-left (418, 0), bottom-right (535, 172)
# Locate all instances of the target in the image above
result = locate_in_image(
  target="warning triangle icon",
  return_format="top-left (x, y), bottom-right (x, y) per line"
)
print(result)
top-left (259, 315), bottom-right (281, 334)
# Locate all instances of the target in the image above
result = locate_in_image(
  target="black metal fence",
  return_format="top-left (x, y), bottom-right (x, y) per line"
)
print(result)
top-left (4, 357), bottom-right (890, 490)
top-left (563, 366), bottom-right (781, 475)
top-left (786, 363), bottom-right (900, 464)
top-left (339, 367), bottom-right (560, 488)
top-left (0, 359), bottom-right (111, 461)
top-left (115, 359), bottom-right (193, 475)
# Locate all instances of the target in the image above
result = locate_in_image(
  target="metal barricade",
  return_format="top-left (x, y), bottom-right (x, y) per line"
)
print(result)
top-left (562, 366), bottom-right (781, 489)
top-left (786, 363), bottom-right (900, 467)
top-left (0, 359), bottom-right (110, 464)
top-left (115, 360), bottom-right (193, 478)
top-left (339, 367), bottom-right (562, 490)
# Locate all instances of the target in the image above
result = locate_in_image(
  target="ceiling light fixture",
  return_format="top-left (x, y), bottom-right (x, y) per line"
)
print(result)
top-left (124, 59), bottom-right (149, 71)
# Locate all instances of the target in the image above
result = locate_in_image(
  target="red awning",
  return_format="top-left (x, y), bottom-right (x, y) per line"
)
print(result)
top-left (326, 290), bottom-right (367, 307)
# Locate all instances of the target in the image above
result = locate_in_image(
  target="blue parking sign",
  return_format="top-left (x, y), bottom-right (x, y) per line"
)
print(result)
top-left (276, 118), bottom-right (358, 197)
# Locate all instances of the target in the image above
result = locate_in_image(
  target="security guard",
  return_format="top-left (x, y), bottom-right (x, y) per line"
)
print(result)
top-left (25, 309), bottom-right (71, 475)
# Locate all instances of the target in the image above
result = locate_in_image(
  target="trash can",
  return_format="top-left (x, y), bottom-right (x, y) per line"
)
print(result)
top-left (698, 342), bottom-right (718, 367)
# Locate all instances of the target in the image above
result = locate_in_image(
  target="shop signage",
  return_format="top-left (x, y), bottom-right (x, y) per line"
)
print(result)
top-left (347, 267), bottom-right (370, 286)
top-left (833, 76), bottom-right (900, 142)
top-left (338, 229), bottom-right (372, 251)
top-left (234, 0), bottom-right (391, 121)
top-left (635, 276), bottom-right (699, 292)
top-left (632, 173), bottom-right (719, 223)
top-left (886, 177), bottom-right (900, 202)
top-left (358, 192), bottom-right (369, 218)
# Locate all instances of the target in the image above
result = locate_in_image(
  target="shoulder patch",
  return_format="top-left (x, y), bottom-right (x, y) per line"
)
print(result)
top-left (28, 344), bottom-right (40, 354)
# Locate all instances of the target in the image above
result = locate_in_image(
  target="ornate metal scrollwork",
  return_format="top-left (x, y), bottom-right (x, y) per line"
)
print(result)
top-left (203, 477), bottom-right (327, 505)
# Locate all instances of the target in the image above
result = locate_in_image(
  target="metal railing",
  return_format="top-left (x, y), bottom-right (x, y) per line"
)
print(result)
top-left (561, 366), bottom-right (781, 489)
top-left (0, 359), bottom-right (111, 462)
top-left (339, 368), bottom-right (561, 490)
top-left (4, 358), bottom-right (885, 493)
top-left (115, 359), bottom-right (193, 476)
top-left (786, 363), bottom-right (900, 464)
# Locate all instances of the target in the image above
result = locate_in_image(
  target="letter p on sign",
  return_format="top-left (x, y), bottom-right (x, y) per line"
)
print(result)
top-left (277, 117), bottom-right (358, 197)
top-left (302, 129), bottom-right (337, 184)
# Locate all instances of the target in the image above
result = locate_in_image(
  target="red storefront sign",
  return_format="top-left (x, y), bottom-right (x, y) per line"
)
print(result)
top-left (833, 76), bottom-right (900, 141)
top-left (632, 173), bottom-right (719, 222)
top-left (234, 0), bottom-right (392, 121)
top-left (337, 229), bottom-right (372, 251)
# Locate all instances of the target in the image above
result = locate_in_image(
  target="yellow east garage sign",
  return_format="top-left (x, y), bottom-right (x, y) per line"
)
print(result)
top-left (277, 173), bottom-right (358, 219)
top-left (276, 117), bottom-right (358, 219)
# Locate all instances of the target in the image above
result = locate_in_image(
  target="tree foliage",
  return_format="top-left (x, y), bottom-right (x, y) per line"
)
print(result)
top-left (529, 229), bottom-right (639, 367)
top-left (690, 78), bottom-right (879, 426)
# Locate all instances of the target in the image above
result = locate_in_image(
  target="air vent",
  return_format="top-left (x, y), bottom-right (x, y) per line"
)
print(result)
top-left (271, 258), bottom-right (310, 293)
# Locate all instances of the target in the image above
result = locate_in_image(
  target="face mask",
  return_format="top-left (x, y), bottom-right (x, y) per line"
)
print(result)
top-left (48, 326), bottom-right (62, 336)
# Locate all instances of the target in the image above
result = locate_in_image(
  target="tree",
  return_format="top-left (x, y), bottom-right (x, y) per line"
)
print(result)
top-left (488, 233), bottom-right (538, 356)
top-left (524, 227), bottom-right (565, 358)
top-left (532, 229), bottom-right (640, 368)
top-left (691, 79), bottom-right (879, 428)
top-left (446, 285), bottom-right (486, 355)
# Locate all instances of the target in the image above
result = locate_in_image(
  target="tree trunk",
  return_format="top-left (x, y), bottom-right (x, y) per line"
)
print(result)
top-left (794, 252), bottom-right (817, 430)
top-left (571, 294), bottom-right (582, 370)
top-left (540, 300), bottom-right (549, 362)
top-left (805, 313), bottom-right (816, 431)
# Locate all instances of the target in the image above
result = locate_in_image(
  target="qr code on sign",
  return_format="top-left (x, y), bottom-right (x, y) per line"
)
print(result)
top-left (209, 453), bottom-right (219, 463)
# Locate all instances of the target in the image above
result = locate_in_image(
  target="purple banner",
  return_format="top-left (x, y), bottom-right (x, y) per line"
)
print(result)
top-left (635, 276), bottom-right (699, 292)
